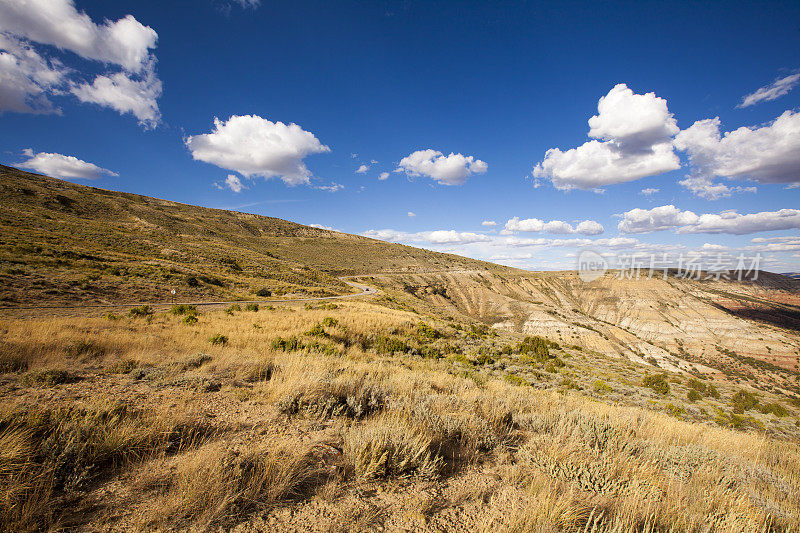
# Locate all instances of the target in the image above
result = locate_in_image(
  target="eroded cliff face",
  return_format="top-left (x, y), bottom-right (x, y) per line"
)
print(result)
top-left (358, 270), bottom-right (800, 389)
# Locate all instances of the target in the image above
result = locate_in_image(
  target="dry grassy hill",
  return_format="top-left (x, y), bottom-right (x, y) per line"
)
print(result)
top-left (0, 165), bottom-right (501, 307)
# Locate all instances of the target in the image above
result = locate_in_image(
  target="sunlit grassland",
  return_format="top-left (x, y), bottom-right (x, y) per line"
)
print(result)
top-left (1, 301), bottom-right (799, 531)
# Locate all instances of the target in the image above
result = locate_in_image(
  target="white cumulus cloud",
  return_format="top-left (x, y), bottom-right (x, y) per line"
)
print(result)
top-left (355, 164), bottom-right (369, 174)
top-left (505, 217), bottom-right (604, 235)
top-left (481, 220), bottom-right (497, 227)
top-left (618, 204), bottom-right (800, 235)
top-left (378, 172), bottom-right (389, 181)
top-left (739, 73), bottom-right (800, 108)
top-left (533, 84), bottom-right (681, 190)
top-left (220, 174), bottom-right (245, 193)
top-left (17, 148), bottom-right (117, 180)
top-left (396, 149), bottom-right (487, 185)
top-left (185, 115), bottom-right (330, 186)
top-left (0, 34), bottom-right (68, 114)
top-left (71, 61), bottom-right (161, 128)
top-left (674, 111), bottom-right (800, 192)
top-left (362, 229), bottom-right (491, 245)
top-left (0, 0), bottom-right (162, 126)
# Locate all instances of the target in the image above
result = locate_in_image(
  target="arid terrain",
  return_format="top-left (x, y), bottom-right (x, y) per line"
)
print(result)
top-left (2, 166), bottom-right (800, 532)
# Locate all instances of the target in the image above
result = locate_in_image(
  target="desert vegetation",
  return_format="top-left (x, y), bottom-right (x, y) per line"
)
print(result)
top-left (1, 301), bottom-right (799, 531)
top-left (2, 167), bottom-right (800, 531)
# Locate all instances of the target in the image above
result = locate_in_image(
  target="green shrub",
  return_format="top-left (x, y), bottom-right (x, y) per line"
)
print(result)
top-left (245, 303), bottom-right (259, 312)
top-left (706, 384), bottom-right (720, 399)
top-left (517, 336), bottom-right (551, 359)
top-left (225, 304), bottom-right (241, 315)
top-left (687, 378), bottom-right (707, 394)
top-left (504, 373), bottom-right (529, 386)
top-left (687, 389), bottom-right (702, 402)
top-left (304, 324), bottom-right (326, 337)
top-left (374, 336), bottom-right (410, 355)
top-left (182, 315), bottom-right (198, 325)
top-left (415, 322), bottom-right (440, 341)
top-left (256, 288), bottom-right (271, 297)
top-left (105, 312), bottom-right (120, 321)
top-left (186, 275), bottom-right (199, 287)
top-left (474, 351), bottom-right (494, 365)
top-left (593, 380), bottom-right (612, 394)
top-left (209, 334), bottom-right (228, 346)
top-left (322, 317), bottom-right (338, 327)
top-left (642, 374), bottom-right (670, 395)
top-left (666, 403), bottom-right (686, 417)
top-left (730, 390), bottom-right (759, 413)
top-left (758, 402), bottom-right (788, 417)
top-left (271, 337), bottom-right (302, 352)
top-left (170, 304), bottom-right (197, 316)
top-left (128, 305), bottom-right (153, 318)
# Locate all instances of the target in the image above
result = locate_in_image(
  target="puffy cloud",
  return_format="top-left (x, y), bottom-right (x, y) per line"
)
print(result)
top-left (533, 84), bottom-right (680, 190)
top-left (533, 141), bottom-right (680, 190)
top-left (427, 230), bottom-right (490, 244)
top-left (0, 0), bottom-right (161, 125)
top-left (640, 188), bottom-right (659, 196)
top-left (71, 61), bottom-right (161, 128)
top-left (674, 111), bottom-right (800, 189)
top-left (677, 175), bottom-right (756, 201)
top-left (749, 236), bottom-right (800, 253)
top-left (0, 0), bottom-right (157, 72)
top-left (679, 209), bottom-right (800, 235)
top-left (575, 220), bottom-right (605, 235)
top-left (378, 172), bottom-right (389, 181)
top-left (17, 148), bottom-right (117, 180)
top-left (396, 149), bottom-right (487, 186)
top-left (185, 115), bottom-right (330, 186)
top-left (739, 73), bottom-right (800, 108)
top-left (618, 204), bottom-right (800, 235)
top-left (617, 205), bottom-right (700, 234)
top-left (505, 216), bottom-right (604, 235)
top-left (481, 220), bottom-right (497, 227)
top-left (0, 34), bottom-right (68, 114)
top-left (355, 164), bottom-right (369, 174)
top-left (221, 174), bottom-right (245, 193)
top-left (587, 83), bottom-right (679, 153)
top-left (618, 205), bottom-right (700, 233)
top-left (362, 229), bottom-right (491, 245)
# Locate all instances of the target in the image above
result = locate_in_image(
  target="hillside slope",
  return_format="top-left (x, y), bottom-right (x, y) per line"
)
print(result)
top-left (0, 165), bottom-right (503, 307)
top-left (353, 267), bottom-right (800, 396)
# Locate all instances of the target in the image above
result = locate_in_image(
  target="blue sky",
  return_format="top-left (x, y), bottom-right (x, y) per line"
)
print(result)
top-left (1, 0), bottom-right (799, 272)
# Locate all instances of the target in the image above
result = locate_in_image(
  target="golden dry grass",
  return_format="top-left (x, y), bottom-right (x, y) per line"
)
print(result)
top-left (0, 301), bottom-right (799, 531)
